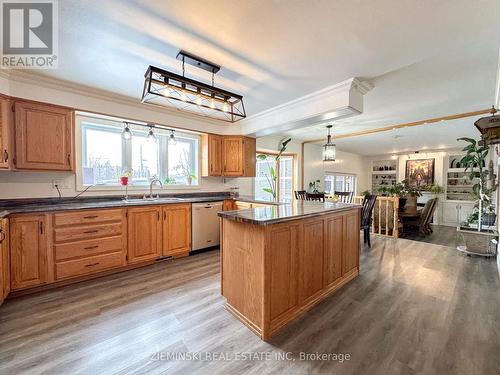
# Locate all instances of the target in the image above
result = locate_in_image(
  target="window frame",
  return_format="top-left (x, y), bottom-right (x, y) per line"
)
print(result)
top-left (324, 172), bottom-right (357, 195)
top-left (75, 112), bottom-right (202, 192)
top-left (254, 150), bottom-right (296, 202)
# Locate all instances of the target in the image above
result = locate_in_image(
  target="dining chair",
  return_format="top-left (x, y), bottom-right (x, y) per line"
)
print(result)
top-left (305, 193), bottom-right (325, 202)
top-left (360, 194), bottom-right (377, 247)
top-left (334, 191), bottom-right (354, 203)
top-left (294, 190), bottom-right (307, 200)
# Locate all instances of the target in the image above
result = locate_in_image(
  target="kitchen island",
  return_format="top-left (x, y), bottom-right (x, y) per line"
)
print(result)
top-left (218, 201), bottom-right (362, 340)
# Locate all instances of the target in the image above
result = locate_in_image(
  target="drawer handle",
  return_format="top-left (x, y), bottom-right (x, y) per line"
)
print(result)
top-left (83, 230), bottom-right (99, 234)
top-left (84, 245), bottom-right (99, 250)
top-left (83, 215), bottom-right (99, 219)
top-left (85, 262), bottom-right (100, 267)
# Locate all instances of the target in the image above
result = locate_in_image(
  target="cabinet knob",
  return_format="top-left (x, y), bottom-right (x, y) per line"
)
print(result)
top-left (0, 228), bottom-right (5, 243)
top-left (3, 149), bottom-right (8, 162)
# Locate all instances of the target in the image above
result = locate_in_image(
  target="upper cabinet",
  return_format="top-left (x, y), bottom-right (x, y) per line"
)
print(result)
top-left (14, 101), bottom-right (74, 171)
top-left (0, 97), bottom-right (13, 169)
top-left (202, 135), bottom-right (256, 177)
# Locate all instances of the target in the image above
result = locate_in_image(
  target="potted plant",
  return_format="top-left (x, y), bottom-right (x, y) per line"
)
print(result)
top-left (456, 137), bottom-right (498, 256)
top-left (309, 179), bottom-right (322, 193)
top-left (377, 179), bottom-right (421, 210)
top-left (256, 138), bottom-right (291, 200)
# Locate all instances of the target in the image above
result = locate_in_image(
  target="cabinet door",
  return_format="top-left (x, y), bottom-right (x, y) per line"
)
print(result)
top-left (268, 223), bottom-right (300, 322)
top-left (323, 214), bottom-right (343, 287)
top-left (342, 210), bottom-right (360, 275)
top-left (243, 137), bottom-right (256, 177)
top-left (223, 200), bottom-right (235, 211)
top-left (222, 137), bottom-right (244, 176)
top-left (162, 204), bottom-right (191, 257)
top-left (14, 101), bottom-right (74, 171)
top-left (300, 219), bottom-right (324, 302)
top-left (127, 207), bottom-right (162, 264)
top-left (442, 202), bottom-right (459, 226)
top-left (0, 98), bottom-right (13, 169)
top-left (10, 215), bottom-right (48, 290)
top-left (209, 135), bottom-right (222, 176)
top-left (0, 219), bottom-right (10, 303)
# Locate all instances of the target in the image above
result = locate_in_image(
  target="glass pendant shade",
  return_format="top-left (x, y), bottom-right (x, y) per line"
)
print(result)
top-left (122, 124), bottom-right (132, 140)
top-left (168, 130), bottom-right (177, 145)
top-left (323, 125), bottom-right (336, 162)
top-left (146, 126), bottom-right (156, 143)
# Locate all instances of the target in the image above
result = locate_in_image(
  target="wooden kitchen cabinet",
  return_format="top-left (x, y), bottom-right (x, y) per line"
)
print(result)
top-left (10, 215), bottom-right (48, 290)
top-left (0, 97), bottom-right (13, 170)
top-left (0, 219), bottom-right (10, 304)
top-left (201, 134), bottom-right (223, 176)
top-left (127, 206), bottom-right (162, 264)
top-left (14, 101), bottom-right (74, 171)
top-left (162, 204), bottom-right (191, 257)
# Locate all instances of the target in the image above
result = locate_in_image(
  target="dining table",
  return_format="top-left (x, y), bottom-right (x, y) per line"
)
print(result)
top-left (399, 206), bottom-right (423, 234)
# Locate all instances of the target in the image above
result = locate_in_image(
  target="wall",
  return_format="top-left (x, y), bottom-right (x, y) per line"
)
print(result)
top-left (0, 73), bottom-right (242, 199)
top-left (303, 144), bottom-right (369, 194)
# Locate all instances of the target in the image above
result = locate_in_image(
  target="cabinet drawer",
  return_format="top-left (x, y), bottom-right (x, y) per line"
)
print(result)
top-left (55, 236), bottom-right (123, 261)
top-left (55, 251), bottom-right (124, 280)
top-left (53, 209), bottom-right (123, 227)
top-left (54, 222), bottom-right (123, 243)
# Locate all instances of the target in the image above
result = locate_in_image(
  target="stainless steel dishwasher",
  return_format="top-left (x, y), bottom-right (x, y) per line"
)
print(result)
top-left (192, 201), bottom-right (223, 250)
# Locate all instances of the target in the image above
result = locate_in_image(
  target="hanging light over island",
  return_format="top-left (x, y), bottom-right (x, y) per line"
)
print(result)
top-left (141, 51), bottom-right (246, 123)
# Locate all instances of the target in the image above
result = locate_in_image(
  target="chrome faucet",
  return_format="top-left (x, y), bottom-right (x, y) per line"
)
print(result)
top-left (146, 177), bottom-right (163, 199)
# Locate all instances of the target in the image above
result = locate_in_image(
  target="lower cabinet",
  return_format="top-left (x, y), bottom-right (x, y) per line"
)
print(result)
top-left (10, 215), bottom-right (48, 290)
top-left (162, 204), bottom-right (191, 257)
top-left (52, 209), bottom-right (127, 281)
top-left (127, 206), bottom-right (162, 264)
top-left (442, 201), bottom-right (474, 227)
top-left (0, 219), bottom-right (10, 304)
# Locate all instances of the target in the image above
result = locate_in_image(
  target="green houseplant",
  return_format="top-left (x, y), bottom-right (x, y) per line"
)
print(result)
top-left (456, 137), bottom-right (498, 255)
top-left (309, 179), bottom-right (322, 193)
top-left (256, 138), bottom-right (291, 200)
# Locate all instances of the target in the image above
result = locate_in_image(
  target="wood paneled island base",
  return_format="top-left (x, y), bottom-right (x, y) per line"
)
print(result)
top-left (219, 203), bottom-right (361, 340)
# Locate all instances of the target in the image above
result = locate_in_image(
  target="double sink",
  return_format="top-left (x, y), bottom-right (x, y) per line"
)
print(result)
top-left (122, 197), bottom-right (186, 204)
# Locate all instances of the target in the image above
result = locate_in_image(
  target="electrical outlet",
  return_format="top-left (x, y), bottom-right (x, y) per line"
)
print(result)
top-left (52, 179), bottom-right (66, 189)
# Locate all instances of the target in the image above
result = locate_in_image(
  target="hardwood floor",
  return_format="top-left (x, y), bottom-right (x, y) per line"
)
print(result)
top-left (1, 235), bottom-right (499, 375)
top-left (400, 224), bottom-right (462, 248)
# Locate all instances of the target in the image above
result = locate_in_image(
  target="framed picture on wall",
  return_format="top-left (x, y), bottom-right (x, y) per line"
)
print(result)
top-left (405, 158), bottom-right (435, 189)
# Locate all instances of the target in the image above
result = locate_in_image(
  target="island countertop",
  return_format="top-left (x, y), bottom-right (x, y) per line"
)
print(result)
top-left (218, 201), bottom-right (362, 225)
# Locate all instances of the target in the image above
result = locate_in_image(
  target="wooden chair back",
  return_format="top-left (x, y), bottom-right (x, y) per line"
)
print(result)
top-left (361, 194), bottom-right (378, 228)
top-left (335, 191), bottom-right (354, 203)
top-left (420, 198), bottom-right (437, 228)
top-left (306, 193), bottom-right (325, 202)
top-left (294, 190), bottom-right (307, 200)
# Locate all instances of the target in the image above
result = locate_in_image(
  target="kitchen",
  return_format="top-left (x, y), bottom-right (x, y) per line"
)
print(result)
top-left (1, 1), bottom-right (499, 374)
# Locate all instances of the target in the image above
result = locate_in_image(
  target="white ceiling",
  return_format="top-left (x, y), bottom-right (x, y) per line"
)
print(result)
top-left (31, 0), bottom-right (499, 126)
top-left (328, 115), bottom-right (483, 156)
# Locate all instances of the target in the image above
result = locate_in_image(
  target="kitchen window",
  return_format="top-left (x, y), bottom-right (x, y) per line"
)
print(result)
top-left (255, 153), bottom-right (295, 202)
top-left (324, 173), bottom-right (357, 195)
top-left (78, 114), bottom-right (199, 187)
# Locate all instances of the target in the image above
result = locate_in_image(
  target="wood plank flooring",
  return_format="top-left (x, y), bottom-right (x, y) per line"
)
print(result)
top-left (1, 235), bottom-right (499, 375)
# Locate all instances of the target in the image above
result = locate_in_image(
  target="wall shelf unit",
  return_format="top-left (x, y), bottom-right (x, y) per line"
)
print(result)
top-left (371, 159), bottom-right (397, 193)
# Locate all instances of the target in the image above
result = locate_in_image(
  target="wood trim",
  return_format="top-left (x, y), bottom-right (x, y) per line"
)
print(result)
top-left (301, 142), bottom-right (305, 190)
top-left (302, 108), bottom-right (493, 144)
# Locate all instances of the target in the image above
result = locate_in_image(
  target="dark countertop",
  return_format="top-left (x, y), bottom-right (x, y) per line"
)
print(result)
top-left (0, 193), bottom-right (283, 218)
top-left (218, 201), bottom-right (362, 226)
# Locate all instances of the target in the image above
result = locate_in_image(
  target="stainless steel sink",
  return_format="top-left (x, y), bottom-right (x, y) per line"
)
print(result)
top-left (122, 197), bottom-right (185, 203)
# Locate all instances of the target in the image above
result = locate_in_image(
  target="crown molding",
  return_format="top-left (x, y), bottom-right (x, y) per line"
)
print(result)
top-left (1, 70), bottom-right (227, 127)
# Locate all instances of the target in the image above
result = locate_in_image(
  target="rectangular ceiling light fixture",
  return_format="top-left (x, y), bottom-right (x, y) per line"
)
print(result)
top-left (141, 51), bottom-right (246, 123)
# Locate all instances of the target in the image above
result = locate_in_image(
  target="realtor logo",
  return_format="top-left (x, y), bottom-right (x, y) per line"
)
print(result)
top-left (1, 0), bottom-right (58, 68)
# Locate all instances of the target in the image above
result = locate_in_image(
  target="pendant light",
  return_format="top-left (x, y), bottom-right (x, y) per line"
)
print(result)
top-left (323, 124), bottom-right (336, 162)
top-left (122, 123), bottom-right (132, 140)
top-left (168, 130), bottom-right (177, 145)
top-left (146, 126), bottom-right (156, 143)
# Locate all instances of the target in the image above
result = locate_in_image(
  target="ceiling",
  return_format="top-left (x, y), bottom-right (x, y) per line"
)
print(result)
top-left (328, 115), bottom-right (483, 156)
top-left (30, 0), bottom-right (498, 131)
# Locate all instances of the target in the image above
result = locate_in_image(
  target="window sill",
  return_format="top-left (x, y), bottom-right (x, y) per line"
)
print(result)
top-left (77, 184), bottom-right (202, 192)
